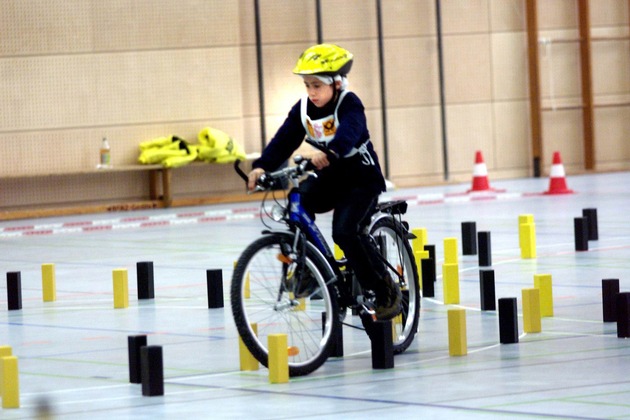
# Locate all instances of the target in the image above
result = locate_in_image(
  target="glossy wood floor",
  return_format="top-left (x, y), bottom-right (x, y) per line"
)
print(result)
top-left (1, 171), bottom-right (630, 419)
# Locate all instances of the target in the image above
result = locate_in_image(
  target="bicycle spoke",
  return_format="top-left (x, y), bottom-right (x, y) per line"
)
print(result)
top-left (370, 217), bottom-right (420, 354)
top-left (231, 234), bottom-right (338, 376)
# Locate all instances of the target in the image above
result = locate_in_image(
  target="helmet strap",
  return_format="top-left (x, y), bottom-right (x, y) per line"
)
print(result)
top-left (334, 75), bottom-right (348, 91)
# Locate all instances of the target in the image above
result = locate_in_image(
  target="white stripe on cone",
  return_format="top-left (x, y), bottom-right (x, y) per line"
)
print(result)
top-left (472, 163), bottom-right (488, 176)
top-left (549, 163), bottom-right (565, 177)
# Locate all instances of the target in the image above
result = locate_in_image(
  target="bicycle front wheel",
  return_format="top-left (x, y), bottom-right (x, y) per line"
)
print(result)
top-left (370, 217), bottom-right (420, 354)
top-left (231, 233), bottom-right (339, 377)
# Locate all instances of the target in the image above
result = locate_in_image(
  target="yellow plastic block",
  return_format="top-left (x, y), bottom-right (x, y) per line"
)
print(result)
top-left (442, 263), bottom-right (460, 304)
top-left (239, 323), bottom-right (259, 371)
top-left (522, 288), bottom-right (542, 333)
top-left (235, 261), bottom-right (251, 299)
top-left (42, 263), bottom-right (57, 302)
top-left (518, 214), bottom-right (534, 225)
top-left (244, 271), bottom-right (251, 299)
top-left (414, 249), bottom-right (429, 269)
top-left (519, 223), bottom-right (537, 259)
top-left (392, 314), bottom-right (403, 341)
top-left (0, 345), bottom-right (12, 397)
top-left (444, 237), bottom-right (458, 264)
top-left (534, 274), bottom-right (554, 317)
top-left (412, 228), bottom-right (428, 254)
top-left (448, 308), bottom-right (467, 356)
top-left (334, 243), bottom-right (344, 260)
top-left (268, 334), bottom-right (289, 384)
top-left (411, 227), bottom-right (429, 272)
top-left (1, 356), bottom-right (19, 408)
top-left (113, 269), bottom-right (129, 309)
top-left (293, 295), bottom-right (306, 311)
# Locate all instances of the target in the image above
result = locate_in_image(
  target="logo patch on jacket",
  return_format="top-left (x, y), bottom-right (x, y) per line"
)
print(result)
top-left (306, 117), bottom-right (336, 139)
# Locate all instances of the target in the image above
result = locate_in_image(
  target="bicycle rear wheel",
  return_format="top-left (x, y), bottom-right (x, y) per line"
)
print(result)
top-left (231, 233), bottom-right (339, 376)
top-left (370, 217), bottom-right (420, 354)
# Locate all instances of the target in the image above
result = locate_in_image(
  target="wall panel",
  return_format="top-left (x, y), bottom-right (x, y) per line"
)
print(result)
top-left (595, 107), bottom-right (630, 169)
top-left (491, 32), bottom-right (528, 100)
top-left (446, 103), bottom-right (494, 174)
top-left (0, 0), bottom-right (93, 56)
top-left (384, 37), bottom-right (439, 108)
top-left (382, 0), bottom-right (435, 37)
top-left (387, 106), bottom-right (443, 182)
top-left (321, 0), bottom-right (377, 40)
top-left (92, 1), bottom-right (240, 50)
top-left (493, 100), bottom-right (530, 170)
top-left (442, 0), bottom-right (490, 34)
top-left (1, 0), bottom-right (628, 214)
top-left (489, 0), bottom-right (526, 32)
top-left (541, 109), bottom-right (584, 169)
top-left (444, 34), bottom-right (493, 104)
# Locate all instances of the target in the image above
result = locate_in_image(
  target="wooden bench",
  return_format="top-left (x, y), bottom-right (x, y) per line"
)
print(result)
top-left (101, 164), bottom-right (173, 206)
top-left (0, 154), bottom-right (260, 221)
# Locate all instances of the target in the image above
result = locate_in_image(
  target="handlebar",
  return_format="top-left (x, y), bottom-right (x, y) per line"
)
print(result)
top-left (233, 156), bottom-right (315, 193)
top-left (234, 140), bottom-right (337, 193)
top-left (233, 159), bottom-right (249, 183)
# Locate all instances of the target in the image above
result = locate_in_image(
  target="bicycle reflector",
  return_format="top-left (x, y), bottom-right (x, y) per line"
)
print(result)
top-left (270, 204), bottom-right (286, 222)
top-left (277, 254), bottom-right (292, 264)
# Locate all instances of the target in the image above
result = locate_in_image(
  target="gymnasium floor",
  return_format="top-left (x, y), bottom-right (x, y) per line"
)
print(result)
top-left (1, 171), bottom-right (630, 419)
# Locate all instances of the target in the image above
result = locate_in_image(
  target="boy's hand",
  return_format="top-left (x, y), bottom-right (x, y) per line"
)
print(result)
top-left (247, 168), bottom-right (265, 191)
top-left (311, 151), bottom-right (330, 170)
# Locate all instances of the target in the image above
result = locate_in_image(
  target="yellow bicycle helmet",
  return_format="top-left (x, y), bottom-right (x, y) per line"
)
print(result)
top-left (293, 44), bottom-right (353, 77)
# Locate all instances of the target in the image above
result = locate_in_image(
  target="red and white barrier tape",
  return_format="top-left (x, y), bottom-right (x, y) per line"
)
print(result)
top-left (1, 191), bottom-right (526, 238)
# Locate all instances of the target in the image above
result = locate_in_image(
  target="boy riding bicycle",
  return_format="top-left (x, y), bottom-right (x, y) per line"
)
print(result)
top-left (247, 43), bottom-right (402, 320)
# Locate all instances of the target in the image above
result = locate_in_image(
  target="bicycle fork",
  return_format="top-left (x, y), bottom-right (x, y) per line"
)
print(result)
top-left (274, 232), bottom-right (309, 310)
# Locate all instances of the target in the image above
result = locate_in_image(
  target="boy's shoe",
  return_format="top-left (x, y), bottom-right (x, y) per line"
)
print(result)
top-left (374, 273), bottom-right (402, 320)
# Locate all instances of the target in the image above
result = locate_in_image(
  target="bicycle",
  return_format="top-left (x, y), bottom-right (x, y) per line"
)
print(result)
top-left (231, 152), bottom-right (420, 376)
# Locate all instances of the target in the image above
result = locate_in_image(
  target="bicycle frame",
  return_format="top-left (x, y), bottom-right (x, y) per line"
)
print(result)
top-left (233, 157), bottom-right (413, 303)
top-left (231, 157), bottom-right (420, 376)
top-left (282, 182), bottom-right (414, 293)
top-left (287, 188), bottom-right (334, 260)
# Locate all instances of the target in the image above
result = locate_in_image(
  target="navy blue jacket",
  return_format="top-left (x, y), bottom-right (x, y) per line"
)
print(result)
top-left (253, 91), bottom-right (386, 194)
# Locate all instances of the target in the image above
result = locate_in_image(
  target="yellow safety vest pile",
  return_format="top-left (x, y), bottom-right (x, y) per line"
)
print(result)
top-left (138, 127), bottom-right (246, 168)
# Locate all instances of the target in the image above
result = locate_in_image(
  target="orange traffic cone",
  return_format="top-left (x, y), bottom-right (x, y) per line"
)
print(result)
top-left (467, 151), bottom-right (503, 193)
top-left (544, 151), bottom-right (574, 194)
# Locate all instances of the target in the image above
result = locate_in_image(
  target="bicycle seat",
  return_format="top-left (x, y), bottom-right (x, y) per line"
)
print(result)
top-left (375, 200), bottom-right (408, 215)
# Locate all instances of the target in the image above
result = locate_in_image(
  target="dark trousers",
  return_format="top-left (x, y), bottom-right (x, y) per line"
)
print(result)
top-left (300, 175), bottom-right (386, 293)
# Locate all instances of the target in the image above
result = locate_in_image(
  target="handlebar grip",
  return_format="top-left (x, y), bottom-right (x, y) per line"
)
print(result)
top-left (233, 160), bottom-right (248, 182)
top-left (234, 156), bottom-right (315, 193)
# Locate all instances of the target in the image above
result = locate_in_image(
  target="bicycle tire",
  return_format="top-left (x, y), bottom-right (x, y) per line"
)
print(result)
top-left (231, 233), bottom-right (340, 376)
top-left (370, 217), bottom-right (420, 354)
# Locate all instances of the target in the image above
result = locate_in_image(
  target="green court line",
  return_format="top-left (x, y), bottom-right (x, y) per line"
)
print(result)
top-left (482, 388), bottom-right (630, 411)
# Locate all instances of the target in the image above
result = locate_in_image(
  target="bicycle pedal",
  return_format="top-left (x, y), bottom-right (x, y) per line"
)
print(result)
top-left (360, 304), bottom-right (377, 322)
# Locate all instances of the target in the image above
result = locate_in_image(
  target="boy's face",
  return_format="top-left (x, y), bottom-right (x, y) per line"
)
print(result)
top-left (303, 76), bottom-right (334, 108)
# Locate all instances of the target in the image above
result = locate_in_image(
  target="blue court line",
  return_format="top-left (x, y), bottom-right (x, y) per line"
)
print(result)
top-left (164, 379), bottom-right (603, 420)
top-left (2, 320), bottom-right (225, 341)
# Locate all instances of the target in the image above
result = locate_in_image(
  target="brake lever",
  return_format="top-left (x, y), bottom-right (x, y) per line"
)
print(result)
top-left (234, 159), bottom-right (265, 194)
top-left (304, 139), bottom-right (338, 162)
top-left (234, 159), bottom-right (248, 182)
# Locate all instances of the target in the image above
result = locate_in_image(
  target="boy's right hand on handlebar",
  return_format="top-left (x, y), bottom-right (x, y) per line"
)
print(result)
top-left (310, 151), bottom-right (330, 170)
top-left (247, 168), bottom-right (265, 191)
